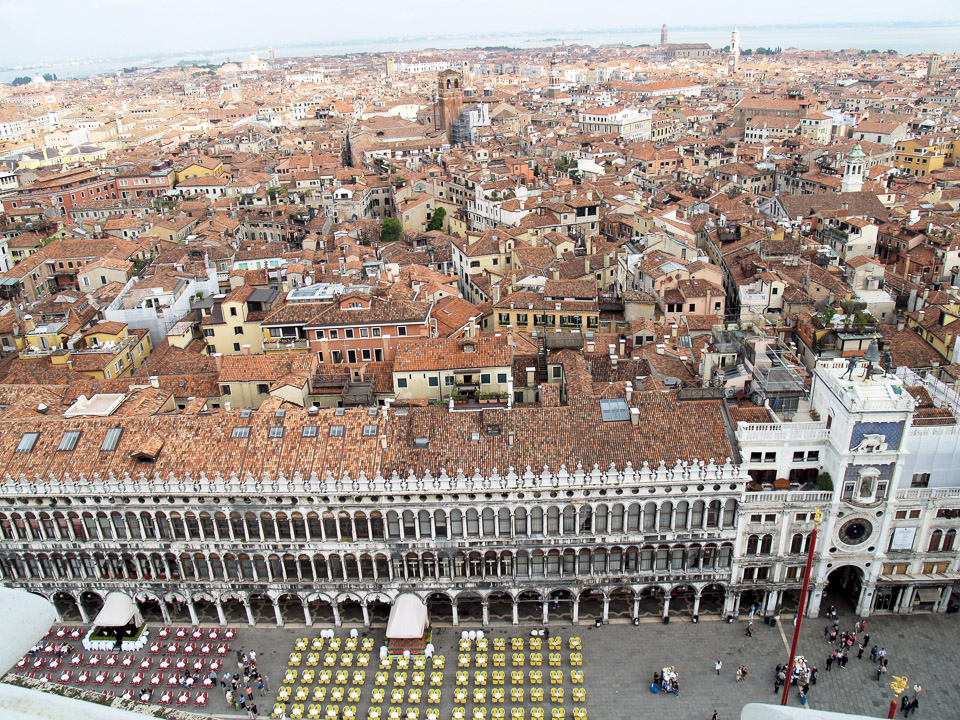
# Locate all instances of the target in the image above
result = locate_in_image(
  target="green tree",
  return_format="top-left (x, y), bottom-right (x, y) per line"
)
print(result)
top-left (381, 216), bottom-right (402, 243)
top-left (10, 76), bottom-right (31, 86)
top-left (427, 207), bottom-right (446, 232)
top-left (42, 73), bottom-right (57, 82)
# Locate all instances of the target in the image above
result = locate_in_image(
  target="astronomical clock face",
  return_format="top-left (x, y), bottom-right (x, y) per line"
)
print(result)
top-left (838, 517), bottom-right (873, 546)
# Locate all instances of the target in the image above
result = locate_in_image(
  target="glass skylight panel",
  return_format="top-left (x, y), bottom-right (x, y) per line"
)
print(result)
top-left (362, 425), bottom-right (377, 436)
top-left (101, 428), bottom-right (123, 451)
top-left (16, 432), bottom-right (39, 452)
top-left (268, 426), bottom-right (285, 438)
top-left (58, 431), bottom-right (81, 452)
top-left (329, 425), bottom-right (345, 437)
top-left (302, 426), bottom-right (318, 438)
top-left (599, 398), bottom-right (630, 422)
top-left (231, 427), bottom-right (250, 439)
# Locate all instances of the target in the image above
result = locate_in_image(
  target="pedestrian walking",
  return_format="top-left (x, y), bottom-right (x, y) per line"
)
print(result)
top-left (258, 679), bottom-right (265, 697)
top-left (870, 645), bottom-right (878, 663)
top-left (774, 677), bottom-right (781, 695)
top-left (876, 663), bottom-right (886, 682)
top-left (811, 667), bottom-right (818, 685)
top-left (736, 667), bottom-right (743, 683)
top-left (863, 633), bottom-right (870, 648)
top-left (900, 695), bottom-right (909, 716)
top-left (823, 626), bottom-right (829, 640)
top-left (673, 679), bottom-right (680, 698)
top-left (712, 711), bottom-right (718, 720)
top-left (745, 621), bottom-right (753, 637)
top-left (840, 652), bottom-right (849, 669)
top-left (857, 643), bottom-right (865, 659)
top-left (246, 686), bottom-right (254, 702)
top-left (825, 655), bottom-right (833, 671)
top-left (908, 698), bottom-right (919, 717)
top-left (715, 659), bottom-right (722, 675)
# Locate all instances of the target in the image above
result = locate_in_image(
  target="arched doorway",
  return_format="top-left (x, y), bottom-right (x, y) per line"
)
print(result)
top-left (780, 589), bottom-right (803, 616)
top-left (249, 594), bottom-right (274, 625)
top-left (637, 587), bottom-right (664, 618)
top-left (739, 588), bottom-right (765, 616)
top-left (222, 597), bottom-right (247, 623)
top-left (699, 584), bottom-right (726, 616)
top-left (607, 587), bottom-right (634, 620)
top-left (456, 593), bottom-right (483, 624)
top-left (487, 592), bottom-right (513, 623)
top-left (366, 594), bottom-right (391, 626)
top-left (426, 593), bottom-right (453, 625)
top-left (53, 592), bottom-right (81, 622)
top-left (80, 591), bottom-right (104, 620)
top-left (515, 591), bottom-right (541, 622)
top-left (278, 594), bottom-right (305, 625)
top-left (825, 566), bottom-right (864, 614)
top-left (193, 597), bottom-right (219, 623)
top-left (670, 585), bottom-right (696, 617)
top-left (339, 597), bottom-right (364, 625)
top-left (577, 589), bottom-right (603, 623)
top-left (165, 595), bottom-right (191, 623)
top-left (547, 589), bottom-right (574, 623)
top-left (308, 597), bottom-right (335, 625)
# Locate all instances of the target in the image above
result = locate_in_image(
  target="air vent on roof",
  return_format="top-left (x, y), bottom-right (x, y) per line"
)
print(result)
top-left (240, 409), bottom-right (252, 418)
top-left (335, 407), bottom-right (345, 416)
top-left (37, 404), bottom-right (49, 415)
top-left (413, 437), bottom-right (429, 449)
top-left (307, 405), bottom-right (319, 416)
top-left (486, 424), bottom-right (501, 437)
top-left (275, 408), bottom-right (286, 418)
top-left (394, 408), bottom-right (409, 416)
top-left (367, 407), bottom-right (378, 416)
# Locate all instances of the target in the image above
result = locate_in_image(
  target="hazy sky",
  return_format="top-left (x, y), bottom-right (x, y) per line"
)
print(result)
top-left (3, 0), bottom-right (960, 66)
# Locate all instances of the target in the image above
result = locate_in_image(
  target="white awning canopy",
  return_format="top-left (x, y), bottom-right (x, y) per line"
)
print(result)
top-left (915, 587), bottom-right (942, 603)
top-left (93, 593), bottom-right (141, 628)
top-left (386, 594), bottom-right (428, 639)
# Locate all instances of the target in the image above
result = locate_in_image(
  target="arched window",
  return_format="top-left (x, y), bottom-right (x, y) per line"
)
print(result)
top-left (929, 529), bottom-right (943, 552)
top-left (498, 509), bottom-right (511, 536)
top-left (514, 508), bottom-right (527, 535)
top-left (610, 504), bottom-right (624, 533)
top-left (746, 534), bottom-right (759, 555)
top-left (642, 503), bottom-right (656, 531)
top-left (546, 507), bottom-right (560, 535)
top-left (660, 502), bottom-right (673, 531)
top-left (482, 509), bottom-right (495, 536)
top-left (593, 505), bottom-right (608, 533)
top-left (759, 534), bottom-right (773, 555)
top-left (944, 529), bottom-right (956, 552)
top-left (790, 534), bottom-right (804, 554)
top-left (562, 507), bottom-right (576, 535)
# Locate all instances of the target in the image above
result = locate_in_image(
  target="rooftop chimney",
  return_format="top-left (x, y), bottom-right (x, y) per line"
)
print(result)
top-left (214, 353), bottom-right (223, 372)
top-left (149, 376), bottom-right (160, 388)
top-left (630, 407), bottom-right (640, 426)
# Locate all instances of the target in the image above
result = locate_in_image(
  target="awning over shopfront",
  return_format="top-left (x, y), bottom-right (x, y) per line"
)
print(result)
top-left (386, 594), bottom-right (428, 639)
top-left (93, 593), bottom-right (142, 628)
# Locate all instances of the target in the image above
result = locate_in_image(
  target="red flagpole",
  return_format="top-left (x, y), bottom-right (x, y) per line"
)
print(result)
top-left (780, 512), bottom-right (820, 706)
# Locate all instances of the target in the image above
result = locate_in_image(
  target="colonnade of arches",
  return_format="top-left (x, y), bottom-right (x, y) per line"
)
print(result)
top-left (0, 498), bottom-right (738, 546)
top-left (0, 541), bottom-right (736, 586)
top-left (40, 583), bottom-right (733, 628)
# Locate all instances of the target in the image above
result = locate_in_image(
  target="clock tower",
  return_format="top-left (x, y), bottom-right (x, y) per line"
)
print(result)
top-left (805, 343), bottom-right (915, 617)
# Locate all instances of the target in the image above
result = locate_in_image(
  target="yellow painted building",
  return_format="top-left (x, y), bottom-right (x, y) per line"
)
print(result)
top-left (176, 158), bottom-right (230, 183)
top-left (894, 137), bottom-right (956, 176)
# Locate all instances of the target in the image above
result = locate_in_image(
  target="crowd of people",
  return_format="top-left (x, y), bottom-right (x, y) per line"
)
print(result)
top-left (221, 648), bottom-right (269, 719)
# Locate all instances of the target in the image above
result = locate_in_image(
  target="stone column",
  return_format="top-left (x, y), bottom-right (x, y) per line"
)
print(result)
top-left (632, 597), bottom-right (640, 622)
top-left (274, 601), bottom-right (283, 627)
top-left (243, 600), bottom-right (255, 627)
top-left (572, 597), bottom-right (579, 625)
top-left (542, 601), bottom-right (549, 626)
top-left (451, 602), bottom-right (459, 627)
top-left (662, 595), bottom-right (671, 621)
top-left (187, 598), bottom-right (199, 626)
top-left (602, 596), bottom-right (610, 624)
top-left (160, 600), bottom-right (171, 625)
top-left (216, 600), bottom-right (227, 626)
top-left (362, 603), bottom-right (370, 628)
top-left (937, 586), bottom-right (952, 614)
top-left (332, 602), bottom-right (342, 627)
top-left (77, 602), bottom-right (90, 624)
top-left (482, 602), bottom-right (489, 627)
top-left (692, 593), bottom-right (701, 618)
top-left (512, 601), bottom-right (519, 626)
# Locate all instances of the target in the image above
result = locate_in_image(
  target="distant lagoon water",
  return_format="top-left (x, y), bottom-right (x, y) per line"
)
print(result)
top-left (2, 22), bottom-right (958, 84)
